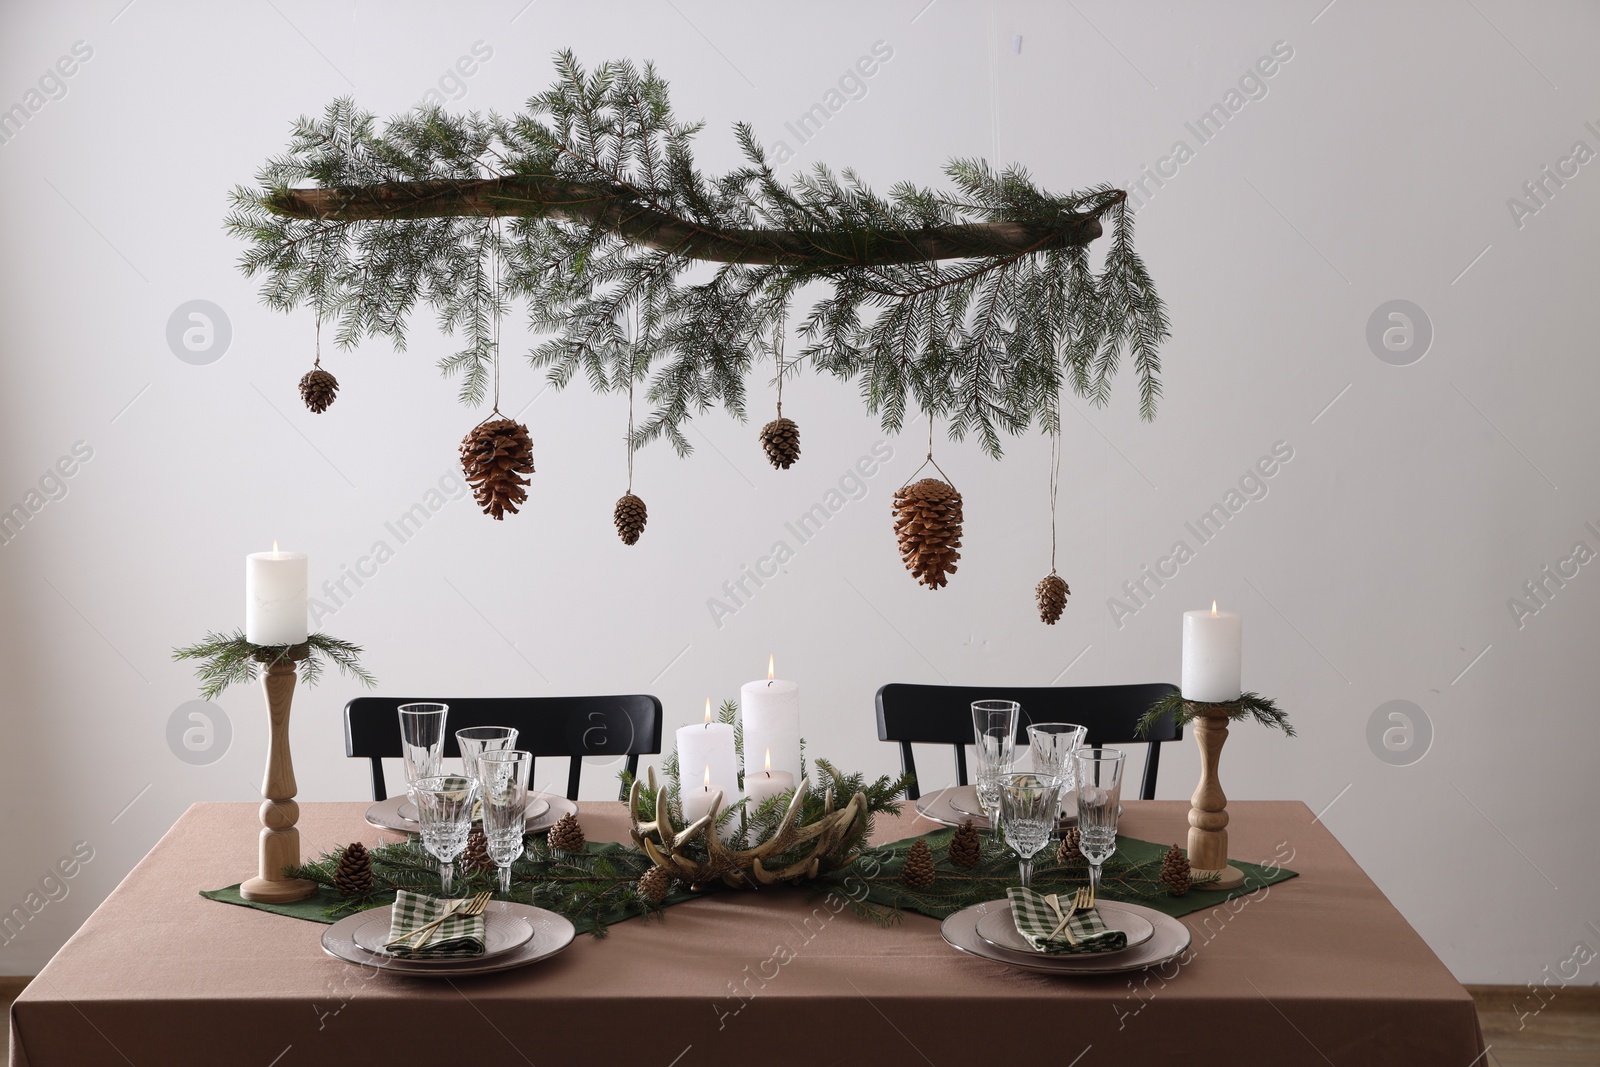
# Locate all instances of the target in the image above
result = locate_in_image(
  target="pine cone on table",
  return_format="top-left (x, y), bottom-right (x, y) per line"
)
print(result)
top-left (759, 417), bottom-right (801, 470)
top-left (892, 478), bottom-right (964, 589)
top-left (460, 417), bottom-right (535, 519)
top-left (638, 865), bottom-right (674, 904)
top-left (901, 838), bottom-right (936, 890)
top-left (298, 368), bottom-right (339, 414)
top-left (333, 842), bottom-right (373, 898)
top-left (1160, 844), bottom-right (1192, 897)
top-left (463, 828), bottom-right (493, 873)
top-left (614, 493), bottom-right (648, 545)
top-left (1056, 826), bottom-right (1082, 867)
top-left (547, 812), bottom-right (585, 853)
top-left (947, 819), bottom-right (982, 870)
top-left (1035, 573), bottom-right (1070, 624)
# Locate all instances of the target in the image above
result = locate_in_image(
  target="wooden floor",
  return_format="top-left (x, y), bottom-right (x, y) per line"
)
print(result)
top-left (2, 978), bottom-right (1595, 1064)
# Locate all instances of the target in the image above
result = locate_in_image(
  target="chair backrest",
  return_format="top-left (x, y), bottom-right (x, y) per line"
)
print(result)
top-left (874, 682), bottom-right (1181, 801)
top-left (345, 695), bottom-right (663, 802)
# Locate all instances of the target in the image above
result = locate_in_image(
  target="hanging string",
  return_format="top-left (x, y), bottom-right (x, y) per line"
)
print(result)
top-left (903, 409), bottom-right (953, 487)
top-left (626, 303), bottom-right (636, 493)
top-left (489, 220), bottom-right (504, 418)
top-left (313, 315), bottom-right (322, 369)
top-left (1048, 427), bottom-right (1062, 574)
top-left (774, 305), bottom-right (785, 419)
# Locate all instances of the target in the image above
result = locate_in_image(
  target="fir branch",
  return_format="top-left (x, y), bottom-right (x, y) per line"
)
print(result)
top-left (172, 630), bottom-right (376, 700)
top-left (1136, 690), bottom-right (1296, 738)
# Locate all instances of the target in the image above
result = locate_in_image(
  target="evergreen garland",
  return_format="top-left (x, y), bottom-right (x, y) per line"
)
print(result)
top-left (228, 51), bottom-right (1169, 457)
top-left (171, 630), bottom-right (376, 700)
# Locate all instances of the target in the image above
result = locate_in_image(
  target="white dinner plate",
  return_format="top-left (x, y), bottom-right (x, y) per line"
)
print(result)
top-left (351, 903), bottom-right (535, 961)
top-left (322, 900), bottom-right (575, 977)
top-left (941, 899), bottom-right (1191, 975)
top-left (367, 792), bottom-right (568, 835)
top-left (973, 900), bottom-right (1155, 958)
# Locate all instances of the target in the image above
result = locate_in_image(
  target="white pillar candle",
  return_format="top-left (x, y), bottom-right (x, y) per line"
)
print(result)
top-left (741, 656), bottom-right (801, 780)
top-left (1182, 602), bottom-right (1242, 703)
top-left (743, 747), bottom-right (796, 808)
top-left (680, 765), bottom-right (728, 826)
top-left (676, 699), bottom-right (739, 807)
top-left (245, 542), bottom-right (308, 646)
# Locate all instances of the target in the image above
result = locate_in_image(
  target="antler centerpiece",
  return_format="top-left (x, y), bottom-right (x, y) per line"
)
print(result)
top-left (628, 767), bottom-right (868, 891)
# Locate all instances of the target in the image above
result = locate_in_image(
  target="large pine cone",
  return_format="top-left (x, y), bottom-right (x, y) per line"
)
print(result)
top-left (638, 864), bottom-right (674, 904)
top-left (947, 819), bottom-right (982, 870)
top-left (298, 368), bottom-right (339, 414)
top-left (901, 838), bottom-right (936, 889)
top-left (1160, 844), bottom-right (1192, 897)
top-left (892, 478), bottom-right (963, 589)
top-left (547, 812), bottom-right (585, 853)
top-left (614, 493), bottom-right (647, 545)
top-left (1036, 573), bottom-right (1070, 625)
top-left (460, 418), bottom-right (535, 520)
top-left (759, 417), bottom-right (801, 470)
top-left (1056, 826), bottom-right (1082, 866)
top-left (333, 842), bottom-right (373, 898)
top-left (463, 828), bottom-right (493, 872)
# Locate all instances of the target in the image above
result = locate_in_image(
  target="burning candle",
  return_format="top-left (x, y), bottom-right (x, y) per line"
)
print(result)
top-left (743, 747), bottom-right (796, 808)
top-left (1182, 601), bottom-right (1242, 703)
top-left (245, 541), bottom-right (307, 646)
top-left (675, 698), bottom-right (738, 813)
top-left (740, 656), bottom-right (801, 781)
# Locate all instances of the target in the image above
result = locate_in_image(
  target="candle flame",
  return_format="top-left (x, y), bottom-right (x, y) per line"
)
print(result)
top-left (702, 765), bottom-right (711, 790)
top-left (704, 698), bottom-right (712, 724)
top-left (767, 654), bottom-right (775, 682)
top-left (272, 539), bottom-right (279, 554)
top-left (764, 747), bottom-right (772, 774)
top-left (1211, 600), bottom-right (1218, 616)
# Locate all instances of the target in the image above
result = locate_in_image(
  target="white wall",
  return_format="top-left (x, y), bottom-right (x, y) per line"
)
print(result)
top-left (1, 0), bottom-right (1595, 985)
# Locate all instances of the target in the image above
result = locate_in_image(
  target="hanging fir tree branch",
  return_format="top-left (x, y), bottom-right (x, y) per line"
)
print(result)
top-left (228, 51), bottom-right (1169, 457)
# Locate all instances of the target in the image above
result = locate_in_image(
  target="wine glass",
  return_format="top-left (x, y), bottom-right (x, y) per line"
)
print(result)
top-left (1073, 747), bottom-right (1126, 903)
top-left (456, 726), bottom-right (518, 784)
top-left (999, 772), bottom-right (1061, 888)
top-left (410, 775), bottom-right (479, 897)
top-left (397, 703), bottom-right (449, 787)
top-left (1027, 722), bottom-right (1086, 820)
top-left (971, 700), bottom-right (1020, 832)
top-left (477, 750), bottom-right (531, 896)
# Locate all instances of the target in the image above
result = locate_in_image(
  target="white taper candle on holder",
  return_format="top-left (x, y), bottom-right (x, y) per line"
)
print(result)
top-left (743, 747), bottom-right (796, 808)
top-left (1181, 602), bottom-right (1241, 702)
top-left (740, 656), bottom-right (801, 781)
top-left (245, 541), bottom-right (308, 646)
top-left (675, 698), bottom-right (739, 811)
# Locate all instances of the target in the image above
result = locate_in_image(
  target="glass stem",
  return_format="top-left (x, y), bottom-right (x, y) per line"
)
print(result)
top-left (1088, 860), bottom-right (1102, 903)
top-left (1017, 856), bottom-right (1034, 889)
top-left (498, 864), bottom-right (511, 896)
top-left (439, 858), bottom-right (455, 897)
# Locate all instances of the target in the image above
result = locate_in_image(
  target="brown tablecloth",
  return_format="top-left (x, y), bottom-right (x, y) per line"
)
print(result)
top-left (10, 801), bottom-right (1483, 1066)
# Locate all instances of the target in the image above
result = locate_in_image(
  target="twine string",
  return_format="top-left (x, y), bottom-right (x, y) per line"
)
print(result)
top-left (1048, 428), bottom-right (1061, 574)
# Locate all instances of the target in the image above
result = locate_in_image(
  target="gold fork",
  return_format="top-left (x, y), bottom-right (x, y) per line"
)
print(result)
top-left (386, 891), bottom-right (491, 949)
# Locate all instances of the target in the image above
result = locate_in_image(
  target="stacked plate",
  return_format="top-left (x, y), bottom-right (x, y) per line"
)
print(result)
top-left (941, 898), bottom-right (1191, 975)
top-left (365, 791), bottom-right (572, 835)
top-left (321, 900), bottom-right (576, 977)
top-left (916, 785), bottom-right (1121, 830)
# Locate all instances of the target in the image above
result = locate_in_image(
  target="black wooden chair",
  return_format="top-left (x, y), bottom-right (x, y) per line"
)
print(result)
top-left (874, 682), bottom-right (1181, 801)
top-left (345, 695), bottom-right (663, 802)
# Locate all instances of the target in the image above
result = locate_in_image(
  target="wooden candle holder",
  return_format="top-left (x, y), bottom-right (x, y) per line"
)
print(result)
top-left (1186, 708), bottom-right (1246, 891)
top-left (239, 647), bottom-right (317, 903)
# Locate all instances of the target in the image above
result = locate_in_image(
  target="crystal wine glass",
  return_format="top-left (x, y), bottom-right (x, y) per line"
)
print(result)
top-left (1027, 722), bottom-right (1086, 820)
top-left (456, 725), bottom-right (518, 784)
top-left (1073, 747), bottom-right (1126, 904)
top-left (397, 703), bottom-right (449, 787)
top-left (410, 774), bottom-right (479, 897)
top-left (971, 700), bottom-right (1020, 832)
top-left (476, 749), bottom-right (531, 896)
top-left (999, 772), bottom-right (1061, 888)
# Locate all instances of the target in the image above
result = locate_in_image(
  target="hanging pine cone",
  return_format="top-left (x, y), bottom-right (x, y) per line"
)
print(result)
top-left (901, 838), bottom-right (936, 889)
top-left (947, 819), bottom-right (982, 870)
top-left (460, 418), bottom-right (535, 520)
top-left (333, 842), bottom-right (373, 898)
top-left (892, 478), bottom-right (964, 589)
top-left (1036, 573), bottom-right (1070, 625)
top-left (547, 812), bottom-right (585, 853)
top-left (614, 493), bottom-right (648, 545)
top-left (298, 367), bottom-right (339, 414)
top-left (759, 416), bottom-right (801, 470)
top-left (463, 828), bottom-right (493, 872)
top-left (1160, 844), bottom-right (1192, 897)
top-left (1056, 826), bottom-right (1082, 866)
top-left (638, 864), bottom-right (674, 904)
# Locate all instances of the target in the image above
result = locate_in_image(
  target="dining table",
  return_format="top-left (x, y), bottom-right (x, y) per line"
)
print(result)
top-left (9, 798), bottom-right (1485, 1066)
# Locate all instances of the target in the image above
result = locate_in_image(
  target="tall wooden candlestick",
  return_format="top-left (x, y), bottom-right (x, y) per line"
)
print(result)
top-left (239, 649), bottom-right (317, 902)
top-left (1186, 709), bottom-right (1246, 891)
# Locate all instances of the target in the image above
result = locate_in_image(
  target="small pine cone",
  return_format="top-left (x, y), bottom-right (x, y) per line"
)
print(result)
top-left (1036, 573), bottom-right (1070, 625)
top-left (463, 828), bottom-right (494, 872)
top-left (298, 368), bottom-right (339, 414)
top-left (901, 838), bottom-right (936, 890)
top-left (947, 819), bottom-right (982, 870)
top-left (460, 418), bottom-right (535, 520)
top-left (638, 865), bottom-right (674, 904)
top-left (614, 493), bottom-right (648, 545)
top-left (333, 841), bottom-right (373, 898)
top-left (892, 478), bottom-right (964, 589)
top-left (759, 417), bottom-right (801, 470)
top-left (547, 812), bottom-right (585, 853)
top-left (1056, 826), bottom-right (1082, 866)
top-left (1160, 844), bottom-right (1192, 897)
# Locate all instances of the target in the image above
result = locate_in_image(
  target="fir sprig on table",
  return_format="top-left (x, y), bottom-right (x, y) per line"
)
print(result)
top-left (171, 630), bottom-right (376, 699)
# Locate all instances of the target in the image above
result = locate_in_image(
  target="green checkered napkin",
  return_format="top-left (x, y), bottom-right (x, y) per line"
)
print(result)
top-left (384, 890), bottom-right (487, 960)
top-left (1006, 887), bottom-right (1128, 955)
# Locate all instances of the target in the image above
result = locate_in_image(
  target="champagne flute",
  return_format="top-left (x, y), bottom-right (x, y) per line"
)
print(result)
top-left (456, 725), bottom-right (518, 784)
top-left (1026, 722), bottom-right (1086, 821)
top-left (999, 773), bottom-right (1061, 888)
top-left (411, 775), bottom-right (478, 897)
top-left (477, 750), bottom-right (531, 896)
top-left (971, 700), bottom-right (1020, 833)
top-left (1073, 747), bottom-right (1126, 904)
top-left (397, 703), bottom-right (449, 787)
